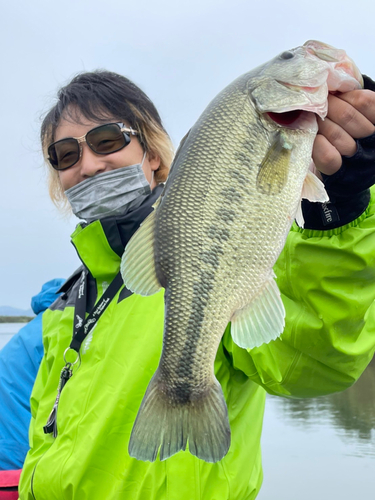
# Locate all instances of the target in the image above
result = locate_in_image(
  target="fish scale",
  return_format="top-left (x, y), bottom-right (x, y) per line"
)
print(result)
top-left (121, 40), bottom-right (363, 463)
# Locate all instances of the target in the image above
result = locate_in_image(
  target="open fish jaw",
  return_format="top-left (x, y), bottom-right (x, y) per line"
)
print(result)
top-left (122, 41), bottom-right (363, 464)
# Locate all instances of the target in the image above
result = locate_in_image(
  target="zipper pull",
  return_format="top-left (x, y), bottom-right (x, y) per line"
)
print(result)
top-left (43, 363), bottom-right (72, 437)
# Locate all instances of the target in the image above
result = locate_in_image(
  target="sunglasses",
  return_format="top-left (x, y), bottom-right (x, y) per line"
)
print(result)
top-left (47, 122), bottom-right (138, 170)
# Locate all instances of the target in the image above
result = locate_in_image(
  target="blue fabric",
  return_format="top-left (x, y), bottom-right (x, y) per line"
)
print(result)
top-left (0, 278), bottom-right (65, 470)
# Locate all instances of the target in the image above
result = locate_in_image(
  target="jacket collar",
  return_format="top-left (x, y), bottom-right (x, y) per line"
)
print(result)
top-left (70, 185), bottom-right (163, 279)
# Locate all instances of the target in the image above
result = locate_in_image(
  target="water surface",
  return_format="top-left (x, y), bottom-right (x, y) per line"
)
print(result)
top-left (0, 323), bottom-right (24, 350)
top-left (259, 359), bottom-right (375, 499)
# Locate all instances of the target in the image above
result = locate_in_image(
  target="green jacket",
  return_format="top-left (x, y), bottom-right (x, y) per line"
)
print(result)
top-left (19, 188), bottom-right (375, 500)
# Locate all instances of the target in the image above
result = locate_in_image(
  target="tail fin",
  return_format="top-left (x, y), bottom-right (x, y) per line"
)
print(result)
top-left (128, 372), bottom-right (231, 463)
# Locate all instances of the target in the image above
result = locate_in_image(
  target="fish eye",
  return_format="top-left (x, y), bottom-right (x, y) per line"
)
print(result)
top-left (280, 51), bottom-right (294, 60)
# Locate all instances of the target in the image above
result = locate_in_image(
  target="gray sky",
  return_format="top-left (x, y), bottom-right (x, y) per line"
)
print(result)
top-left (1, 0), bottom-right (375, 308)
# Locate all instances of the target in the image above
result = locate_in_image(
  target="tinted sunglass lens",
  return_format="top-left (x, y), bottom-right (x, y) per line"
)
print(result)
top-left (87, 124), bottom-right (128, 154)
top-left (48, 139), bottom-right (80, 170)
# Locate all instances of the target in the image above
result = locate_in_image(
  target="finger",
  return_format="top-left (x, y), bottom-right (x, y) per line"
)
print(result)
top-left (312, 134), bottom-right (342, 175)
top-left (317, 116), bottom-right (357, 156)
top-left (326, 93), bottom-right (375, 139)
top-left (335, 89), bottom-right (375, 125)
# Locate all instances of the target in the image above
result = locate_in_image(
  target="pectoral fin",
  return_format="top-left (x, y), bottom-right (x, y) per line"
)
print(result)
top-left (257, 131), bottom-right (293, 195)
top-left (230, 275), bottom-right (285, 349)
top-left (120, 204), bottom-right (162, 296)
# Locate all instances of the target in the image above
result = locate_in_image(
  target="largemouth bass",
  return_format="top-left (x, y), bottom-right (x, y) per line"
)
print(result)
top-left (121, 40), bottom-right (362, 463)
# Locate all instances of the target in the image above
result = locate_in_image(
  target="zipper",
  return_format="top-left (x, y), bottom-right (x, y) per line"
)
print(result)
top-left (30, 461), bottom-right (38, 500)
top-left (29, 442), bottom-right (59, 500)
top-left (29, 411), bottom-right (63, 500)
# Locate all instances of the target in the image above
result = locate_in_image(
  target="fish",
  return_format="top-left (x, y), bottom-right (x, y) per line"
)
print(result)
top-left (120, 40), bottom-right (363, 463)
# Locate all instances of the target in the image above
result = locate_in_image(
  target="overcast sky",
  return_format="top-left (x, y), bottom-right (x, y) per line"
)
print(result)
top-left (1, 0), bottom-right (375, 309)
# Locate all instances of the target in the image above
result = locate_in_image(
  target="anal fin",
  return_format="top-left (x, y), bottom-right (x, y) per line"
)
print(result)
top-left (230, 276), bottom-right (285, 348)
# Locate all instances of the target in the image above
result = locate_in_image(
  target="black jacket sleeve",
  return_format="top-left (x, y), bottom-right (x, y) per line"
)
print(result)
top-left (302, 75), bottom-right (375, 230)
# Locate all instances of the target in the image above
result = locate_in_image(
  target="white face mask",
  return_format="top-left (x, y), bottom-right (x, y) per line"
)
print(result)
top-left (64, 154), bottom-right (152, 222)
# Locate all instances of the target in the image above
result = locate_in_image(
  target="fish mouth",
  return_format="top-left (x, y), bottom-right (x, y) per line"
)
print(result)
top-left (266, 110), bottom-right (317, 130)
top-left (266, 110), bottom-right (304, 127)
top-left (262, 80), bottom-right (328, 120)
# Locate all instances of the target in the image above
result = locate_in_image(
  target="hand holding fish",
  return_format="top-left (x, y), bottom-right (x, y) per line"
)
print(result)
top-left (313, 89), bottom-right (375, 175)
top-left (304, 78), bottom-right (375, 230)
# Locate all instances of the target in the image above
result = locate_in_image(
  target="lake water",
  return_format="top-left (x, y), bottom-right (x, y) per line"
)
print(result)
top-left (258, 358), bottom-right (375, 499)
top-left (0, 322), bottom-right (26, 349)
top-left (1, 325), bottom-right (374, 498)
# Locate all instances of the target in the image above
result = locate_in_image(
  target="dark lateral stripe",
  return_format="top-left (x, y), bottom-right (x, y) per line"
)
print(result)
top-left (175, 265), bottom-right (217, 383)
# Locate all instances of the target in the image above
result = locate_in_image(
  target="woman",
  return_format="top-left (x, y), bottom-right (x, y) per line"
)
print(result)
top-left (18, 70), bottom-right (375, 499)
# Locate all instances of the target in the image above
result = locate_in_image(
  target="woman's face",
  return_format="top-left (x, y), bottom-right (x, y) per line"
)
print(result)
top-left (54, 111), bottom-right (160, 191)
